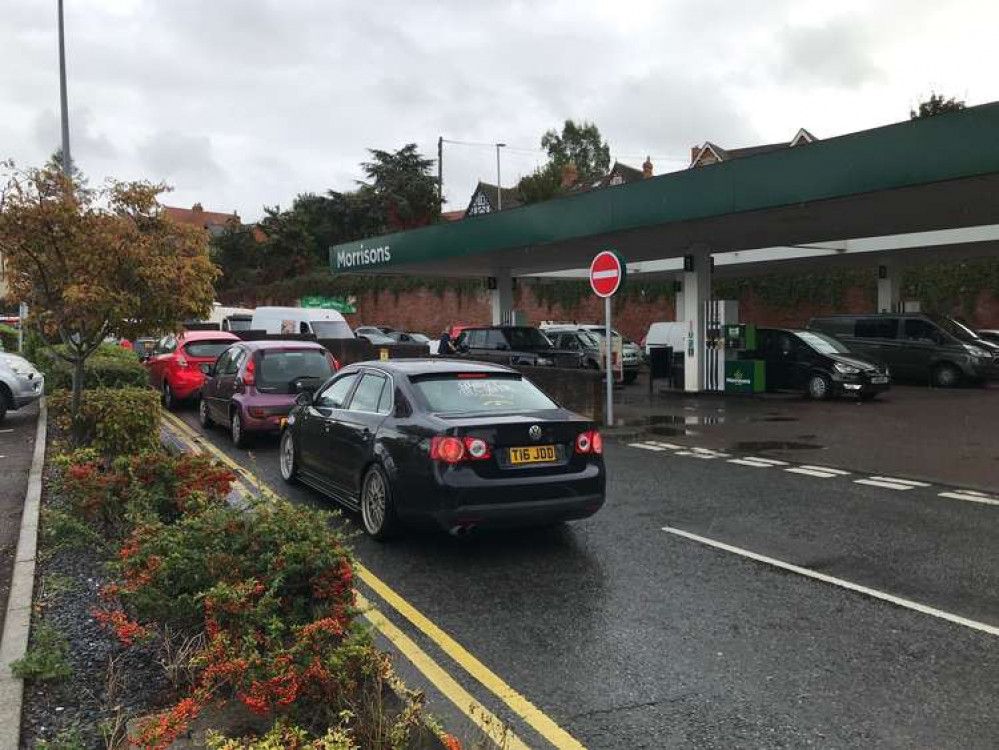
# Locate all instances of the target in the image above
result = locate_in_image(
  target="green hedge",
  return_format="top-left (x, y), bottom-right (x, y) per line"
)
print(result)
top-left (48, 387), bottom-right (160, 456)
top-left (0, 324), bottom-right (18, 353)
top-left (35, 344), bottom-right (149, 393)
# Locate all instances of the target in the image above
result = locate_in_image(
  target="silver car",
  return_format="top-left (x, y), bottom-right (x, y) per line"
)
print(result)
top-left (0, 353), bottom-right (44, 421)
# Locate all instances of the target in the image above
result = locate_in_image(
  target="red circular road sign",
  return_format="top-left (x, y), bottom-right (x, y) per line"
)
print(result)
top-left (589, 250), bottom-right (624, 298)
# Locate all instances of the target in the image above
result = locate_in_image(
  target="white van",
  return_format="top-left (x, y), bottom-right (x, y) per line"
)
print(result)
top-left (250, 307), bottom-right (354, 339)
top-left (643, 321), bottom-right (686, 355)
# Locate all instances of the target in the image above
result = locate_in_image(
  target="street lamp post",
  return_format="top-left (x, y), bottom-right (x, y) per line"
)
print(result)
top-left (495, 143), bottom-right (506, 211)
top-left (57, 0), bottom-right (72, 176)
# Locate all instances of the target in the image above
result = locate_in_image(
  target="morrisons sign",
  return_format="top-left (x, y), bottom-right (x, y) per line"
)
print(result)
top-left (330, 243), bottom-right (392, 272)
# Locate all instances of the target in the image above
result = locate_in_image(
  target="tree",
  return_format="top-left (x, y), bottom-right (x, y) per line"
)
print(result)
top-left (0, 163), bottom-right (217, 430)
top-left (516, 161), bottom-right (563, 205)
top-left (45, 149), bottom-right (90, 196)
top-left (540, 120), bottom-right (611, 181)
top-left (360, 144), bottom-right (440, 231)
top-left (911, 92), bottom-right (966, 119)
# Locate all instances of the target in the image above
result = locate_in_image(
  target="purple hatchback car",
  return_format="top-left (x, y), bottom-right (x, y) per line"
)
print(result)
top-left (199, 340), bottom-right (339, 447)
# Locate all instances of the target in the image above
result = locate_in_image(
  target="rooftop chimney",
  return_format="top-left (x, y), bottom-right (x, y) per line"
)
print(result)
top-left (690, 146), bottom-right (700, 165)
top-left (192, 202), bottom-right (203, 212)
top-left (560, 162), bottom-right (578, 188)
top-left (642, 156), bottom-right (653, 178)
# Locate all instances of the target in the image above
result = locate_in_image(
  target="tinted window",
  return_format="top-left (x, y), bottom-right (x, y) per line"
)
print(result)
top-left (903, 319), bottom-right (942, 343)
top-left (183, 341), bottom-right (235, 359)
top-left (485, 330), bottom-right (507, 349)
top-left (311, 321), bottom-right (353, 339)
top-left (466, 330), bottom-right (487, 348)
top-left (412, 375), bottom-right (558, 413)
top-left (256, 349), bottom-right (335, 393)
top-left (225, 317), bottom-right (253, 331)
top-left (795, 331), bottom-right (851, 355)
top-left (316, 373), bottom-right (357, 409)
top-left (348, 373), bottom-right (389, 413)
top-left (810, 317), bottom-right (854, 337)
top-left (506, 328), bottom-right (553, 349)
top-left (213, 349), bottom-right (233, 376)
top-left (855, 318), bottom-right (898, 339)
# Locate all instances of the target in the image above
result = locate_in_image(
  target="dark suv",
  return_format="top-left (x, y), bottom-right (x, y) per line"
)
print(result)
top-left (809, 313), bottom-right (999, 387)
top-left (454, 326), bottom-right (583, 368)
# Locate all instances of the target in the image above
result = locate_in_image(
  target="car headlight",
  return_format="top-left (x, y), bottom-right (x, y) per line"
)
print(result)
top-left (535, 357), bottom-right (553, 366)
top-left (964, 344), bottom-right (989, 358)
top-left (834, 362), bottom-right (860, 374)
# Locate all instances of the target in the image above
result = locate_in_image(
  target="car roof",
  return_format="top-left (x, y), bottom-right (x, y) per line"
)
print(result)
top-left (180, 330), bottom-right (240, 342)
top-left (235, 339), bottom-right (326, 351)
top-left (340, 358), bottom-right (516, 376)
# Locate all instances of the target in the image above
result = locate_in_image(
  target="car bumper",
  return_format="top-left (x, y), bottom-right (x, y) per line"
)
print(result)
top-left (423, 463), bottom-right (606, 530)
top-left (240, 412), bottom-right (287, 434)
top-left (963, 358), bottom-right (999, 380)
top-left (832, 374), bottom-right (890, 396)
top-left (168, 370), bottom-right (206, 400)
top-left (8, 374), bottom-right (44, 409)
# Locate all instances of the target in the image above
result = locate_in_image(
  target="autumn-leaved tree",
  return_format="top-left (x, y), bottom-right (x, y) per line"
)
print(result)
top-left (0, 163), bottom-right (218, 429)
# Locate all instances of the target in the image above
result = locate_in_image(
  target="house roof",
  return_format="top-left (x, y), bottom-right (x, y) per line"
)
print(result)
top-left (441, 209), bottom-right (465, 222)
top-left (465, 182), bottom-right (523, 215)
top-left (692, 130), bottom-right (818, 168)
top-left (566, 161), bottom-right (645, 193)
top-left (163, 204), bottom-right (240, 234)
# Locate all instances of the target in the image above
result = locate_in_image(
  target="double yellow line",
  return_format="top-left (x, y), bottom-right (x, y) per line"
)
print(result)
top-left (160, 410), bottom-right (585, 750)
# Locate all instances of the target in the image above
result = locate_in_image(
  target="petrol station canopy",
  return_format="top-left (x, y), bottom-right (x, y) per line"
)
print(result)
top-left (330, 103), bottom-right (999, 280)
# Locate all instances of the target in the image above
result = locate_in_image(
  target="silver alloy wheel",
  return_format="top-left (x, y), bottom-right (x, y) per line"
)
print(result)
top-left (279, 431), bottom-right (296, 481)
top-left (934, 364), bottom-right (959, 388)
top-left (361, 469), bottom-right (387, 536)
top-left (808, 374), bottom-right (829, 400)
top-left (231, 411), bottom-right (242, 445)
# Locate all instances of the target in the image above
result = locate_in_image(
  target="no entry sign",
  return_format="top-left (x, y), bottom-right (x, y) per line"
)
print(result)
top-left (589, 250), bottom-right (624, 298)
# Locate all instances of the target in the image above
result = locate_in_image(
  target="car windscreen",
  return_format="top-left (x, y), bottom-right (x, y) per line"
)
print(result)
top-left (928, 314), bottom-right (978, 342)
top-left (256, 349), bottom-right (335, 393)
top-left (311, 321), bottom-right (354, 339)
top-left (183, 341), bottom-right (235, 359)
top-left (407, 333), bottom-right (430, 343)
top-left (795, 331), bottom-right (850, 355)
top-left (411, 374), bottom-right (558, 413)
top-left (505, 328), bottom-right (553, 350)
top-left (225, 318), bottom-right (253, 331)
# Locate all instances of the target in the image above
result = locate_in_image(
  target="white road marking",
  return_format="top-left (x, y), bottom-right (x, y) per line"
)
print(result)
top-left (799, 465), bottom-right (851, 476)
top-left (744, 457), bottom-right (789, 466)
top-left (939, 491), bottom-right (999, 507)
top-left (868, 476), bottom-right (931, 487)
top-left (647, 441), bottom-right (681, 449)
top-left (785, 467), bottom-right (840, 478)
top-left (692, 447), bottom-right (730, 457)
top-left (662, 526), bottom-right (999, 637)
top-left (728, 458), bottom-right (775, 468)
top-left (676, 451), bottom-right (717, 459)
top-left (855, 478), bottom-right (916, 490)
top-left (628, 443), bottom-right (666, 451)
top-left (0, 429), bottom-right (12, 434)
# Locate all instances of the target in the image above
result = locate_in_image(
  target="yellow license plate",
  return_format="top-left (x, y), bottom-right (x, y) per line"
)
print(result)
top-left (509, 445), bottom-right (557, 465)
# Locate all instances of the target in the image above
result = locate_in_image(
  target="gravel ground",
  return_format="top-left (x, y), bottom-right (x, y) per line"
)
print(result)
top-left (20, 474), bottom-right (174, 750)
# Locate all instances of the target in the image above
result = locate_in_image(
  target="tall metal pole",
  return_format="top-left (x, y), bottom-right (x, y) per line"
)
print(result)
top-left (58, 0), bottom-right (72, 176)
top-left (437, 136), bottom-right (443, 210)
top-left (605, 296), bottom-right (613, 427)
top-left (495, 143), bottom-right (506, 210)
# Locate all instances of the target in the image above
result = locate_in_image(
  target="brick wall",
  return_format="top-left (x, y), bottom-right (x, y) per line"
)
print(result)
top-left (292, 283), bottom-right (998, 343)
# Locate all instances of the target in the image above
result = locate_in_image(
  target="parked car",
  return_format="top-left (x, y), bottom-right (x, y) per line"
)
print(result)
top-left (642, 321), bottom-right (686, 356)
top-left (454, 326), bottom-right (583, 368)
top-left (278, 359), bottom-right (605, 539)
top-left (250, 306), bottom-right (354, 339)
top-left (200, 340), bottom-right (340, 447)
top-left (386, 331), bottom-right (431, 344)
top-left (747, 328), bottom-right (890, 400)
top-left (145, 330), bottom-right (240, 409)
top-left (0, 352), bottom-right (44, 421)
top-left (543, 324), bottom-right (642, 384)
top-left (354, 328), bottom-right (397, 345)
top-left (809, 313), bottom-right (999, 387)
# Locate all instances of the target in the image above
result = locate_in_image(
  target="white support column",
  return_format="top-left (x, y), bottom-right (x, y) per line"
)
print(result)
top-left (682, 250), bottom-right (711, 392)
top-left (877, 261), bottom-right (901, 313)
top-left (490, 269), bottom-right (514, 325)
top-left (673, 274), bottom-right (684, 322)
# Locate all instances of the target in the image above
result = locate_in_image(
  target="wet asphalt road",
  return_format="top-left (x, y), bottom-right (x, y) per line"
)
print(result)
top-left (175, 408), bottom-right (999, 749)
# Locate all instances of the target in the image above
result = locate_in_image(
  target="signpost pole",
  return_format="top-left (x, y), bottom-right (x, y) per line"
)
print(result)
top-left (604, 295), bottom-right (613, 428)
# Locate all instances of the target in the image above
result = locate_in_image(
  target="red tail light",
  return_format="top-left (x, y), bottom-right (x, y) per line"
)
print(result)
top-left (247, 406), bottom-right (268, 419)
top-left (430, 436), bottom-right (465, 464)
top-left (327, 353), bottom-right (341, 371)
top-left (243, 357), bottom-right (256, 386)
top-left (430, 436), bottom-right (492, 464)
top-left (575, 430), bottom-right (603, 455)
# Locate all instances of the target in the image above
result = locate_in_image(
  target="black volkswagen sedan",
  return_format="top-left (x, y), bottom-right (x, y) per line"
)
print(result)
top-left (279, 359), bottom-right (606, 539)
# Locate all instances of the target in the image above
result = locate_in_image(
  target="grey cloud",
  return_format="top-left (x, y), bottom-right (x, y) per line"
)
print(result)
top-left (33, 107), bottom-right (117, 162)
top-left (771, 17), bottom-right (883, 88)
top-left (140, 131), bottom-right (224, 186)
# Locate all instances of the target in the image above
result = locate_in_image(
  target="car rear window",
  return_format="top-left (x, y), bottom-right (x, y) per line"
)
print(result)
top-left (183, 341), bottom-right (235, 359)
top-left (411, 374), bottom-right (558, 413)
top-left (256, 349), bottom-right (335, 393)
top-left (311, 321), bottom-right (354, 339)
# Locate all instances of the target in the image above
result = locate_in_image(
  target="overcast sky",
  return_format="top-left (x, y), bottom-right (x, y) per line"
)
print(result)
top-left (2, 0), bottom-right (996, 222)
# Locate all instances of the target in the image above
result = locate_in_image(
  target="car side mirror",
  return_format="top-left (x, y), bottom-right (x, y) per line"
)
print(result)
top-left (295, 390), bottom-right (313, 407)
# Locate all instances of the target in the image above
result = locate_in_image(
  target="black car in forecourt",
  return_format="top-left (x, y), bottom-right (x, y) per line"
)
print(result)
top-left (278, 359), bottom-right (606, 539)
top-left (749, 328), bottom-right (891, 400)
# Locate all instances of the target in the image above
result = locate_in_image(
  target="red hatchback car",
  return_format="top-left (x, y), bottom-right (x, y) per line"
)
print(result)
top-left (145, 330), bottom-right (240, 410)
